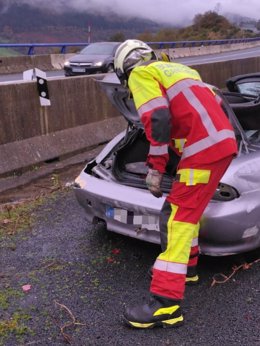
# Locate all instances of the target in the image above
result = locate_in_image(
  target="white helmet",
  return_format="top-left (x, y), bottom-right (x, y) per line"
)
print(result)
top-left (114, 39), bottom-right (156, 86)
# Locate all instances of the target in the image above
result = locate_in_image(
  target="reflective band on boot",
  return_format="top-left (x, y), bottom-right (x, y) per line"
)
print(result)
top-left (127, 314), bottom-right (184, 329)
top-left (185, 275), bottom-right (199, 285)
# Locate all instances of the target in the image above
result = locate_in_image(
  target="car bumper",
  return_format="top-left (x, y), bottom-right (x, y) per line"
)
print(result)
top-left (64, 66), bottom-right (104, 76)
top-left (73, 172), bottom-right (260, 256)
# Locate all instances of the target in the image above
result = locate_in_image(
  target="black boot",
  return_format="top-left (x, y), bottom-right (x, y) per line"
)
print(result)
top-left (123, 295), bottom-right (184, 329)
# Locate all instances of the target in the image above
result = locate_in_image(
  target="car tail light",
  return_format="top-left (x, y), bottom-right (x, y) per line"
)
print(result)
top-left (212, 182), bottom-right (240, 201)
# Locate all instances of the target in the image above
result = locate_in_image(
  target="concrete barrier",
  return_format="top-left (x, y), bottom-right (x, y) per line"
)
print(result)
top-left (0, 75), bottom-right (125, 176)
top-left (1, 56), bottom-right (260, 177)
top-left (157, 41), bottom-right (260, 59)
top-left (194, 56), bottom-right (260, 88)
top-left (0, 55), bottom-right (52, 74)
top-left (0, 53), bottom-right (73, 74)
top-left (50, 54), bottom-right (74, 70)
top-left (0, 117), bottom-right (126, 176)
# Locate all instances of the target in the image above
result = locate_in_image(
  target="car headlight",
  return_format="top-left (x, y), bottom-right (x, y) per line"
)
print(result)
top-left (64, 61), bottom-right (70, 67)
top-left (94, 61), bottom-right (103, 67)
top-left (212, 182), bottom-right (239, 201)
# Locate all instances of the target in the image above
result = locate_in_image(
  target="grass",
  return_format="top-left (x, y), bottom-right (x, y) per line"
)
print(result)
top-left (0, 288), bottom-right (24, 310)
top-left (0, 198), bottom-right (43, 246)
top-left (0, 287), bottom-right (33, 344)
top-left (0, 173), bottom-right (64, 246)
top-left (0, 48), bottom-right (21, 56)
top-left (0, 312), bottom-right (33, 345)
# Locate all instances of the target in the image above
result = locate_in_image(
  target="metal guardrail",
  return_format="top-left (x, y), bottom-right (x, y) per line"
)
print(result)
top-left (148, 37), bottom-right (260, 49)
top-left (0, 42), bottom-right (88, 55)
top-left (0, 37), bottom-right (260, 55)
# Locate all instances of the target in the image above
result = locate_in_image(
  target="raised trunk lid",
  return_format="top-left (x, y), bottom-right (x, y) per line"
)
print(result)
top-left (98, 73), bottom-right (143, 127)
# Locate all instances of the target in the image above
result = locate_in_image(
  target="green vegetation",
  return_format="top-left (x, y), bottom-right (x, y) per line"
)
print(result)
top-left (0, 48), bottom-right (20, 56)
top-left (0, 289), bottom-right (32, 344)
top-left (0, 312), bottom-right (33, 344)
top-left (0, 202), bottom-right (35, 242)
top-left (0, 36), bottom-right (20, 56)
top-left (137, 11), bottom-right (257, 42)
top-left (0, 173), bottom-right (63, 245)
top-left (0, 288), bottom-right (24, 310)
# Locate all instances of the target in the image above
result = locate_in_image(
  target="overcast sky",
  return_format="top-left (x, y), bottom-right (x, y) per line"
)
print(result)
top-left (4, 0), bottom-right (260, 25)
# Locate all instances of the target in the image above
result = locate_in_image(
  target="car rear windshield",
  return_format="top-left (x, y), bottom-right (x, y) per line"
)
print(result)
top-left (80, 43), bottom-right (117, 55)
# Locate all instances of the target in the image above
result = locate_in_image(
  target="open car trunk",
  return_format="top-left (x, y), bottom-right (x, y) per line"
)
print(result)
top-left (111, 127), bottom-right (180, 193)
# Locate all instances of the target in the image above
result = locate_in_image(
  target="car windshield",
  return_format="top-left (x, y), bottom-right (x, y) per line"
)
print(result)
top-left (80, 43), bottom-right (116, 55)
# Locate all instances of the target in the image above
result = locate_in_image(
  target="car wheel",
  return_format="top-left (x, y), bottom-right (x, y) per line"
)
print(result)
top-left (106, 64), bottom-right (114, 73)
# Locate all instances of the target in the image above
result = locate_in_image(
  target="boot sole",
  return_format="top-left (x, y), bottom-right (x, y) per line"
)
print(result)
top-left (124, 315), bottom-right (184, 329)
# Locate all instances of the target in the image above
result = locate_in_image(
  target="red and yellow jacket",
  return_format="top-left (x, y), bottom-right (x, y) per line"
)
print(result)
top-left (128, 61), bottom-right (238, 173)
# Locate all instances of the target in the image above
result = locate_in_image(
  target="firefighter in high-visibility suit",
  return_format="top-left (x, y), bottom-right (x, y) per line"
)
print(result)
top-left (114, 40), bottom-right (238, 329)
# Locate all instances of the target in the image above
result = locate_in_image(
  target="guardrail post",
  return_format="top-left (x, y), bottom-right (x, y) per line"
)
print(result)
top-left (61, 45), bottom-right (66, 54)
top-left (28, 46), bottom-right (35, 55)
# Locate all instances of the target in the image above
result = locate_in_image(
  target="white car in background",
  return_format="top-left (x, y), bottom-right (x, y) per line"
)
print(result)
top-left (73, 73), bottom-right (260, 256)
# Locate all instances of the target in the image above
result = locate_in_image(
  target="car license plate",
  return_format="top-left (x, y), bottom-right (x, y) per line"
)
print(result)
top-left (105, 206), bottom-right (160, 231)
top-left (72, 67), bottom-right (85, 73)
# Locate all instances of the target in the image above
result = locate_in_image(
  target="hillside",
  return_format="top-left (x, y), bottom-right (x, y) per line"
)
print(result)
top-left (137, 11), bottom-right (257, 42)
top-left (0, 3), bottom-right (160, 43)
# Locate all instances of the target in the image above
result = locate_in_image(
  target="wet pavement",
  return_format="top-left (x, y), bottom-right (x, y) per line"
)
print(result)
top-left (2, 43), bottom-right (260, 345)
top-left (0, 166), bottom-right (259, 346)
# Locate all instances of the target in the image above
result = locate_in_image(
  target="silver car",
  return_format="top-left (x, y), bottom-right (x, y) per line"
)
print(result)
top-left (73, 73), bottom-right (260, 256)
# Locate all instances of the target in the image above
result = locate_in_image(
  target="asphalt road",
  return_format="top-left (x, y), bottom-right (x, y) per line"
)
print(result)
top-left (0, 186), bottom-right (259, 346)
top-left (175, 46), bottom-right (260, 65)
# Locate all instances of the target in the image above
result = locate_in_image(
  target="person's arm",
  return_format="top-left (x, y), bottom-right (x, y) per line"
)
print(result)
top-left (129, 66), bottom-right (171, 174)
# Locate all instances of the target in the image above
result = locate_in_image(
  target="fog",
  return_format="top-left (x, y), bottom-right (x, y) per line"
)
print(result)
top-left (2, 0), bottom-right (260, 25)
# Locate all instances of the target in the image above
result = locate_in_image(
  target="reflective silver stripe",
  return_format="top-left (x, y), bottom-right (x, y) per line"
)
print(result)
top-left (184, 87), bottom-right (218, 135)
top-left (149, 144), bottom-right (168, 155)
top-left (189, 169), bottom-right (194, 186)
top-left (138, 97), bottom-right (169, 116)
top-left (215, 94), bottom-right (222, 105)
top-left (167, 79), bottom-right (205, 100)
top-left (182, 129), bottom-right (235, 159)
top-left (192, 237), bottom-right (198, 247)
top-left (153, 259), bottom-right (187, 274)
top-left (166, 78), bottom-right (235, 160)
